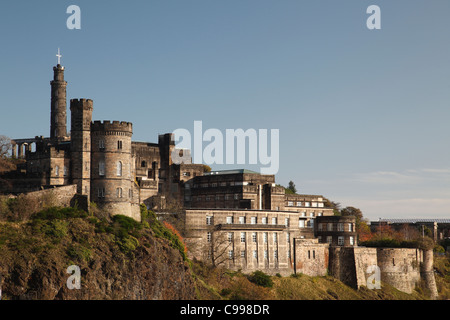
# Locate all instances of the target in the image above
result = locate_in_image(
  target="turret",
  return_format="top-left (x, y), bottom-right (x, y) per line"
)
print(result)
top-left (70, 98), bottom-right (93, 199)
top-left (50, 62), bottom-right (68, 141)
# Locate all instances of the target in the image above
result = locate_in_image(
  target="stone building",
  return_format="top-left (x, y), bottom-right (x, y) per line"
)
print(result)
top-left (3, 59), bottom-right (204, 220)
top-left (1, 55), bottom-right (439, 296)
top-left (315, 215), bottom-right (358, 247)
top-left (184, 208), bottom-right (316, 275)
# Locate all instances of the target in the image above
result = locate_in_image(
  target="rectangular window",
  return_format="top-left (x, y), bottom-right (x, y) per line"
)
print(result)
top-left (226, 216), bottom-right (233, 224)
top-left (271, 217), bottom-right (277, 225)
top-left (286, 232), bottom-right (290, 243)
top-left (348, 223), bottom-right (353, 232)
top-left (349, 236), bottom-right (354, 246)
top-left (206, 216), bottom-right (213, 225)
top-left (98, 188), bottom-right (105, 198)
top-left (234, 194), bottom-right (239, 200)
top-left (239, 216), bottom-right (245, 224)
top-left (264, 250), bottom-right (268, 260)
top-left (338, 223), bottom-right (344, 232)
top-left (327, 236), bottom-right (333, 244)
top-left (227, 232), bottom-right (234, 242)
top-left (299, 220), bottom-right (305, 228)
top-left (262, 217), bottom-right (267, 225)
top-left (252, 250), bottom-right (258, 258)
top-left (285, 218), bottom-right (289, 227)
top-left (228, 250), bottom-right (234, 260)
top-left (99, 161), bottom-right (105, 176)
top-left (240, 232), bottom-right (246, 243)
top-left (296, 201), bottom-right (302, 206)
top-left (252, 232), bottom-right (257, 243)
top-left (99, 140), bottom-right (105, 150)
top-left (338, 236), bottom-right (344, 246)
top-left (250, 217), bottom-right (257, 224)
top-left (207, 232), bottom-right (212, 243)
top-left (273, 233), bottom-right (278, 243)
top-left (287, 201), bottom-right (294, 206)
top-left (305, 202), bottom-right (310, 207)
top-left (274, 250), bottom-right (278, 260)
top-left (327, 223), bottom-right (333, 231)
top-left (318, 223), bottom-right (323, 231)
top-left (240, 250), bottom-right (245, 258)
top-left (117, 140), bottom-right (123, 150)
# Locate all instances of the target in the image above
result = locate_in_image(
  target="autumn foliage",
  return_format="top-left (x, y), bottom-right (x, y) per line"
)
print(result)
top-left (162, 221), bottom-right (188, 255)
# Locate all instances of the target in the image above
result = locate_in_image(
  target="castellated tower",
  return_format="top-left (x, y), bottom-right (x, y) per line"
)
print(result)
top-left (70, 99), bottom-right (93, 201)
top-left (50, 64), bottom-right (68, 140)
top-left (91, 121), bottom-right (140, 221)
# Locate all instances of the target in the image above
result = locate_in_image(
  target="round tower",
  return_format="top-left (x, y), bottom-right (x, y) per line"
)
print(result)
top-left (70, 99), bottom-right (93, 199)
top-left (91, 121), bottom-right (139, 220)
top-left (50, 64), bottom-right (68, 140)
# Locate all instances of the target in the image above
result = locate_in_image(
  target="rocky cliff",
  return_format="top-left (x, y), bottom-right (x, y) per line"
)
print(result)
top-left (0, 207), bottom-right (197, 300)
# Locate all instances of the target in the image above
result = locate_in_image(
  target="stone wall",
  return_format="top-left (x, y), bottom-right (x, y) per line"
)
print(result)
top-left (376, 248), bottom-right (421, 294)
top-left (293, 238), bottom-right (329, 276)
top-left (23, 185), bottom-right (77, 207)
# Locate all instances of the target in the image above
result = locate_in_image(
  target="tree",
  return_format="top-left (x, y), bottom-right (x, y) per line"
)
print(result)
top-left (286, 181), bottom-right (297, 194)
top-left (0, 135), bottom-right (15, 174)
top-left (340, 206), bottom-right (374, 243)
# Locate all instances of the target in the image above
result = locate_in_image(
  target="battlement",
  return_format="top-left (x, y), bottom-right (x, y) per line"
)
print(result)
top-left (70, 98), bottom-right (93, 110)
top-left (91, 120), bottom-right (133, 134)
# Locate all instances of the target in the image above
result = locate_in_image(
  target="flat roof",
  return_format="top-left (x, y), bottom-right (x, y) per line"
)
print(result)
top-left (204, 169), bottom-right (261, 175)
top-left (374, 218), bottom-right (450, 224)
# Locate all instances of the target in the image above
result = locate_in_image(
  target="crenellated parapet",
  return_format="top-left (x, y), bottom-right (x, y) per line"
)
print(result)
top-left (91, 120), bottom-right (133, 136)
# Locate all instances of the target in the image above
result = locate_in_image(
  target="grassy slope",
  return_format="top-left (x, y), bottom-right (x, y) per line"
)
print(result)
top-left (192, 258), bottom-right (449, 300)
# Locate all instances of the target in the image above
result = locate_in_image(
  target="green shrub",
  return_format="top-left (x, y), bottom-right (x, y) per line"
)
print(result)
top-left (32, 206), bottom-right (87, 220)
top-left (247, 270), bottom-right (273, 288)
top-left (67, 244), bottom-right (92, 262)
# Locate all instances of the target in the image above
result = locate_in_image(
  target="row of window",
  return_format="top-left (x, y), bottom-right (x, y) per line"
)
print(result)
top-left (194, 181), bottom-right (247, 188)
top-left (53, 165), bottom-right (69, 177)
top-left (207, 231), bottom-right (285, 244)
top-left (318, 235), bottom-right (355, 246)
top-left (207, 215), bottom-right (318, 228)
top-left (196, 194), bottom-right (240, 201)
top-left (207, 216), bottom-right (287, 226)
top-left (224, 249), bottom-right (280, 261)
top-left (317, 222), bottom-right (353, 232)
top-left (287, 201), bottom-right (324, 208)
top-left (98, 161), bottom-right (126, 177)
top-left (98, 140), bottom-right (123, 150)
top-left (97, 187), bottom-right (133, 199)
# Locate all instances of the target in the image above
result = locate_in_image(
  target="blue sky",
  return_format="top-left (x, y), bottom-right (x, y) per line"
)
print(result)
top-left (1, 1), bottom-right (449, 220)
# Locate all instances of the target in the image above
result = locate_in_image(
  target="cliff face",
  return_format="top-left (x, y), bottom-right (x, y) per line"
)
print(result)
top-left (0, 211), bottom-right (197, 300)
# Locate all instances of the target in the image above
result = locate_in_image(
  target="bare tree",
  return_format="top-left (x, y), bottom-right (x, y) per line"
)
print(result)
top-left (0, 135), bottom-right (11, 158)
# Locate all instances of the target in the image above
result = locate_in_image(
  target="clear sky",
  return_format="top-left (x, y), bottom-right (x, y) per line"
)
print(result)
top-left (1, 1), bottom-right (449, 221)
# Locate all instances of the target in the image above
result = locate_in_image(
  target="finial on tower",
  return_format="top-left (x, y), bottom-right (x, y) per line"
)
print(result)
top-left (56, 48), bottom-right (62, 66)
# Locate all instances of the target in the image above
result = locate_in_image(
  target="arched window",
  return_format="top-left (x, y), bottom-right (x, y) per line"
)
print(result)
top-left (99, 161), bottom-right (105, 176)
top-left (117, 161), bottom-right (122, 176)
top-left (116, 187), bottom-right (123, 198)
